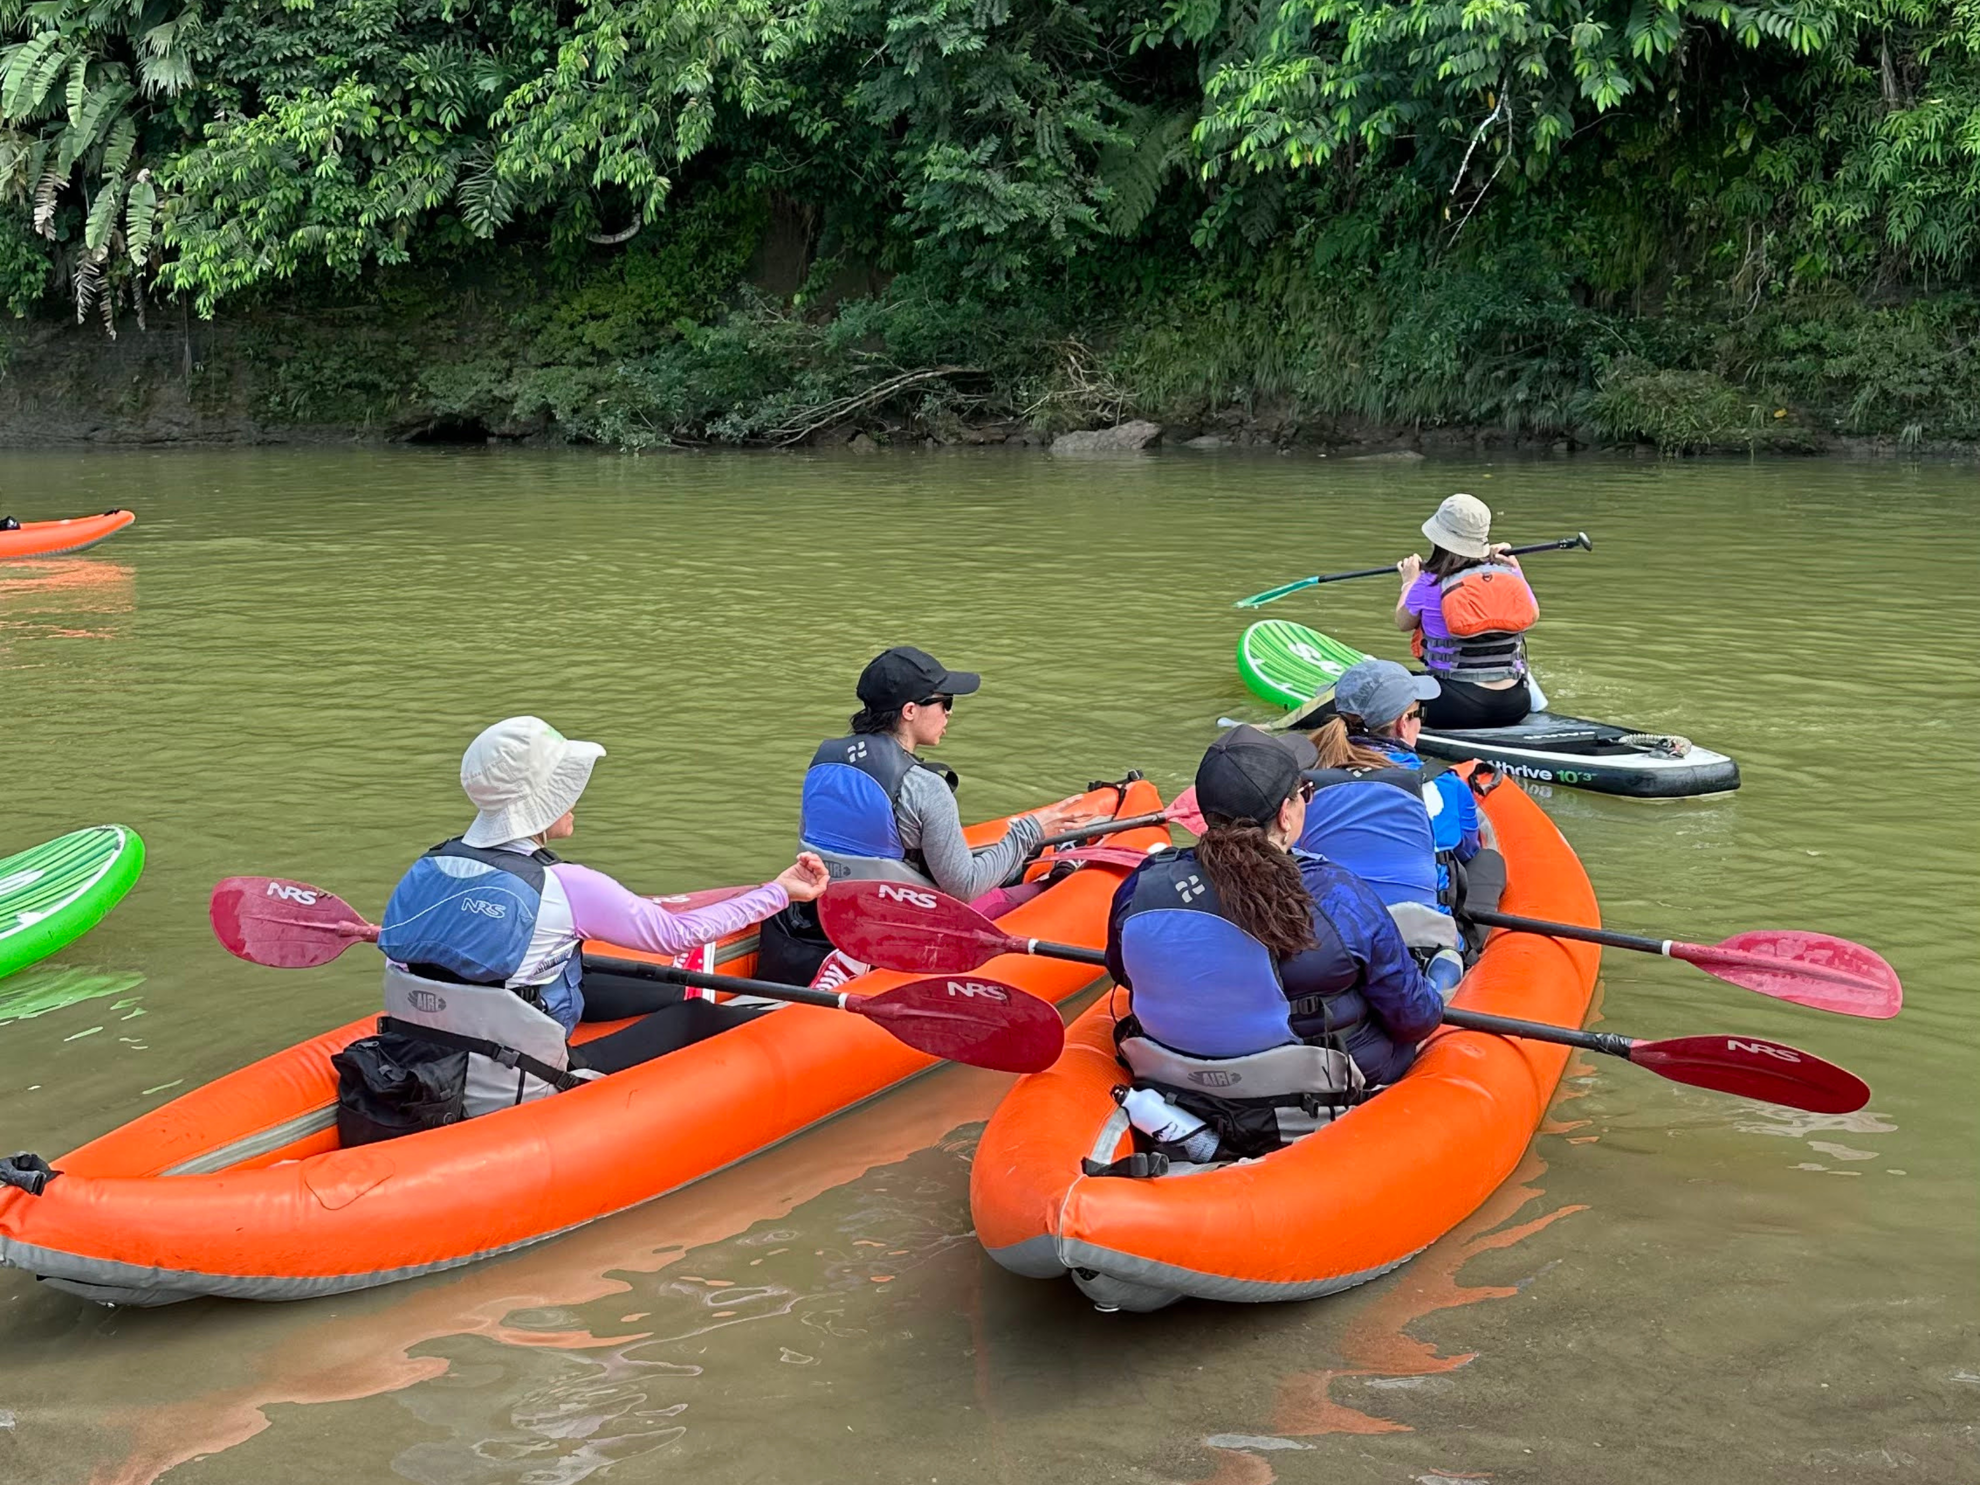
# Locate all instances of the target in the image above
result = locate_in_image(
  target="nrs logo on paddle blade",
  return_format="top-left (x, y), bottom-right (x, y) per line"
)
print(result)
top-left (263, 882), bottom-right (319, 905)
top-left (876, 885), bottom-right (939, 910)
top-left (1725, 1040), bottom-right (1802, 1062)
top-left (945, 980), bottom-right (1009, 1002)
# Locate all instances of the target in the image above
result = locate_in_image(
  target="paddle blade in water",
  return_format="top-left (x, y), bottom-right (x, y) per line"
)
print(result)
top-left (851, 975), bottom-right (1065, 1073)
top-left (819, 881), bottom-right (1020, 975)
top-left (1677, 932), bottom-right (1902, 1020)
top-left (1627, 1035), bottom-right (1870, 1114)
top-left (210, 876), bottom-right (379, 969)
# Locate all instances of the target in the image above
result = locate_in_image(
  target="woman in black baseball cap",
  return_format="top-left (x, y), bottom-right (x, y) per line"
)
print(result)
top-left (757, 646), bottom-right (1098, 986)
top-left (1102, 727), bottom-right (1453, 1142)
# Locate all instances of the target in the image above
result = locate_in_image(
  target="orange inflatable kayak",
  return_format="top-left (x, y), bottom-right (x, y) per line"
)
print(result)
top-left (969, 769), bottom-right (1601, 1311)
top-left (0, 509), bottom-right (135, 558)
top-left (0, 780), bottom-right (1168, 1306)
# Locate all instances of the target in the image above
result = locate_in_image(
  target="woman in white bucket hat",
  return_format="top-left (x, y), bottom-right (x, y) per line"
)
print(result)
top-left (370, 716), bottom-right (829, 1118)
top-left (1393, 493), bottom-right (1540, 730)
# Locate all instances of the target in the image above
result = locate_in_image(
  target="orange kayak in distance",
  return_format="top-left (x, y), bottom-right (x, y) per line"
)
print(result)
top-left (969, 768), bottom-right (1601, 1311)
top-left (0, 509), bottom-right (135, 558)
top-left (0, 779), bottom-right (1167, 1305)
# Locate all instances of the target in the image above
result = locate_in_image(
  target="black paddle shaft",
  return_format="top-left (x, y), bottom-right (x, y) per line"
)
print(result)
top-left (1039, 810), bottom-right (1170, 848)
top-left (1315, 533), bottom-right (1592, 586)
top-left (582, 952), bottom-right (847, 1010)
top-left (1441, 1005), bottom-right (1632, 1058)
top-left (1466, 908), bottom-right (1665, 956)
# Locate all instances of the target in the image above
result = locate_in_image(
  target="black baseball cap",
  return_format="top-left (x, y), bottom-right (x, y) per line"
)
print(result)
top-left (856, 647), bottom-right (983, 710)
top-left (1195, 725), bottom-right (1319, 825)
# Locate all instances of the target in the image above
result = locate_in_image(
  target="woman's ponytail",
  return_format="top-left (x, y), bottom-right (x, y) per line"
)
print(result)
top-left (1195, 820), bottom-right (1317, 960)
top-left (1310, 714), bottom-right (1396, 771)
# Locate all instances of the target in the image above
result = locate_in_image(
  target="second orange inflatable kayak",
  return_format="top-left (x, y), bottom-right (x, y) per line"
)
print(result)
top-left (0, 509), bottom-right (135, 558)
top-left (0, 780), bottom-right (1168, 1306)
top-left (969, 769), bottom-right (1601, 1311)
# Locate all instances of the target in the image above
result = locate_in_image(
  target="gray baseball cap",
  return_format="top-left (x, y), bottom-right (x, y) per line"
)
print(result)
top-left (1333, 659), bottom-right (1440, 729)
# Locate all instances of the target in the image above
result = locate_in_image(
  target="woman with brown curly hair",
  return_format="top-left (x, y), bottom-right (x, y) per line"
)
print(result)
top-left (1101, 726), bottom-right (1453, 1086)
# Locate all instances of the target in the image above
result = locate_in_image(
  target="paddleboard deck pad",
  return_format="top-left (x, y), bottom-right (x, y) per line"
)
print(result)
top-left (0, 826), bottom-right (146, 980)
top-left (1236, 620), bottom-right (1740, 799)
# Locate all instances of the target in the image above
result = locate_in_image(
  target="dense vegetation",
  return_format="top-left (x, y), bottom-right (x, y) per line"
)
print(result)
top-left (2, 0), bottom-right (1975, 447)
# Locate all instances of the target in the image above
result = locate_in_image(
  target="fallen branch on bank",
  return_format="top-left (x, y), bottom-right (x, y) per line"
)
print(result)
top-left (766, 365), bottom-right (980, 446)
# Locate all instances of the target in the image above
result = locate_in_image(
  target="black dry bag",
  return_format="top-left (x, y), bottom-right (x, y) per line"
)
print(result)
top-left (332, 1029), bottom-right (468, 1147)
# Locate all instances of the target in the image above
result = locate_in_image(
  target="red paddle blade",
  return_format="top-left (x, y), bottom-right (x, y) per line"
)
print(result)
top-left (210, 876), bottom-right (379, 969)
top-left (853, 975), bottom-right (1066, 1073)
top-left (1628, 1035), bottom-right (1870, 1114)
top-left (1168, 785), bottom-right (1204, 835)
top-left (1677, 932), bottom-right (1902, 1020)
top-left (1037, 844), bottom-right (1164, 869)
top-left (818, 880), bottom-right (1020, 974)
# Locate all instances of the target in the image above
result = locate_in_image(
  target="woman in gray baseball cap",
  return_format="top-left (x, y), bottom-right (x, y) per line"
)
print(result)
top-left (1299, 659), bottom-right (1492, 936)
top-left (1395, 493), bottom-right (1540, 729)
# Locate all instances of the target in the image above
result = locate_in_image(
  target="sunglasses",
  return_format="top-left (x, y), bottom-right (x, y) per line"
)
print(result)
top-left (913, 694), bottom-right (955, 711)
top-left (1400, 706), bottom-right (1423, 723)
top-left (1295, 780), bottom-right (1315, 803)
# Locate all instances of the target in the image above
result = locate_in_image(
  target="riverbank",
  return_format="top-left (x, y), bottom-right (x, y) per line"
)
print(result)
top-left (5, 253), bottom-right (1975, 459)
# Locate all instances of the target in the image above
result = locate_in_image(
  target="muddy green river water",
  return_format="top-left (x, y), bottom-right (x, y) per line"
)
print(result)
top-left (0, 449), bottom-right (1973, 1485)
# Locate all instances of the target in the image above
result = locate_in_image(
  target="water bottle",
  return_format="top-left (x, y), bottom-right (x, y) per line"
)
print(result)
top-left (1121, 1087), bottom-right (1221, 1163)
top-left (1427, 947), bottom-right (1465, 1003)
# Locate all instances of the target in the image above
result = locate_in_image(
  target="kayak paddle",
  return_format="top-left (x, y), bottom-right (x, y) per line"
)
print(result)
top-left (1465, 908), bottom-right (1901, 1020)
top-left (1235, 532), bottom-right (1594, 609)
top-left (1438, 1007), bottom-right (1870, 1114)
top-left (821, 879), bottom-right (1111, 975)
top-left (209, 876), bottom-right (1066, 1074)
top-left (1038, 786), bottom-right (1204, 848)
top-left (820, 881), bottom-right (1874, 1113)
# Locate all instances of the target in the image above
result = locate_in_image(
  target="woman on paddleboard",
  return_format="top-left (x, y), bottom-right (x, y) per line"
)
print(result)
top-left (370, 716), bottom-right (829, 1119)
top-left (1301, 659), bottom-right (1502, 945)
top-left (1104, 727), bottom-right (1457, 1112)
top-left (758, 645), bottom-right (1098, 987)
top-left (1395, 493), bottom-right (1539, 729)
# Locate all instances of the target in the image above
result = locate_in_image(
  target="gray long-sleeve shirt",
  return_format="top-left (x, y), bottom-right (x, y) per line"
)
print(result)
top-left (895, 767), bottom-right (1042, 901)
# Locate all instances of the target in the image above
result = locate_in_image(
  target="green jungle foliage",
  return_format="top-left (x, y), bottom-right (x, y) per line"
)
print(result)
top-left (0, 0), bottom-right (1974, 442)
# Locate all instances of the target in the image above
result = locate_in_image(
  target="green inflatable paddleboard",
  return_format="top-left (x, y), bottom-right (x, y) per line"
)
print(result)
top-left (0, 825), bottom-right (145, 981)
top-left (1236, 620), bottom-right (1369, 709)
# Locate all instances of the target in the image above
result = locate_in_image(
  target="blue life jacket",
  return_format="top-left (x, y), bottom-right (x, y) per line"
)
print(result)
top-left (377, 839), bottom-right (584, 1031)
top-left (1365, 741), bottom-right (1479, 901)
top-left (1114, 852), bottom-right (1295, 1058)
top-left (1296, 766), bottom-right (1439, 911)
top-left (799, 733), bottom-right (951, 882)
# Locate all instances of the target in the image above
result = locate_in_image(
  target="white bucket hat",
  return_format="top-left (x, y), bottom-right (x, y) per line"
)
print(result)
top-left (459, 717), bottom-right (605, 848)
top-left (1421, 492), bottom-right (1494, 560)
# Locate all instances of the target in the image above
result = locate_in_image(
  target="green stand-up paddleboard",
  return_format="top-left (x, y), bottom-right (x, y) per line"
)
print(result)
top-left (0, 825), bottom-right (145, 981)
top-left (1236, 619), bottom-right (1369, 709)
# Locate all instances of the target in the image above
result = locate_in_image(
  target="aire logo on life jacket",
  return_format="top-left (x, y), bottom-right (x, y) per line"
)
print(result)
top-left (876, 884), bottom-right (938, 910)
top-left (1188, 1070), bottom-right (1243, 1088)
top-left (461, 897), bottom-right (507, 919)
top-left (1724, 1040), bottom-right (1801, 1062)
top-left (406, 988), bottom-right (447, 1012)
top-left (263, 881), bottom-right (319, 905)
top-left (945, 980), bottom-right (1009, 1002)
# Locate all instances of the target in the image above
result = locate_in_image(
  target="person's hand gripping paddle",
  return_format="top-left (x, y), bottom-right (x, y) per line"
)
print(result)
top-left (819, 881), bottom-right (1873, 1113)
top-left (210, 876), bottom-right (1066, 1074)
